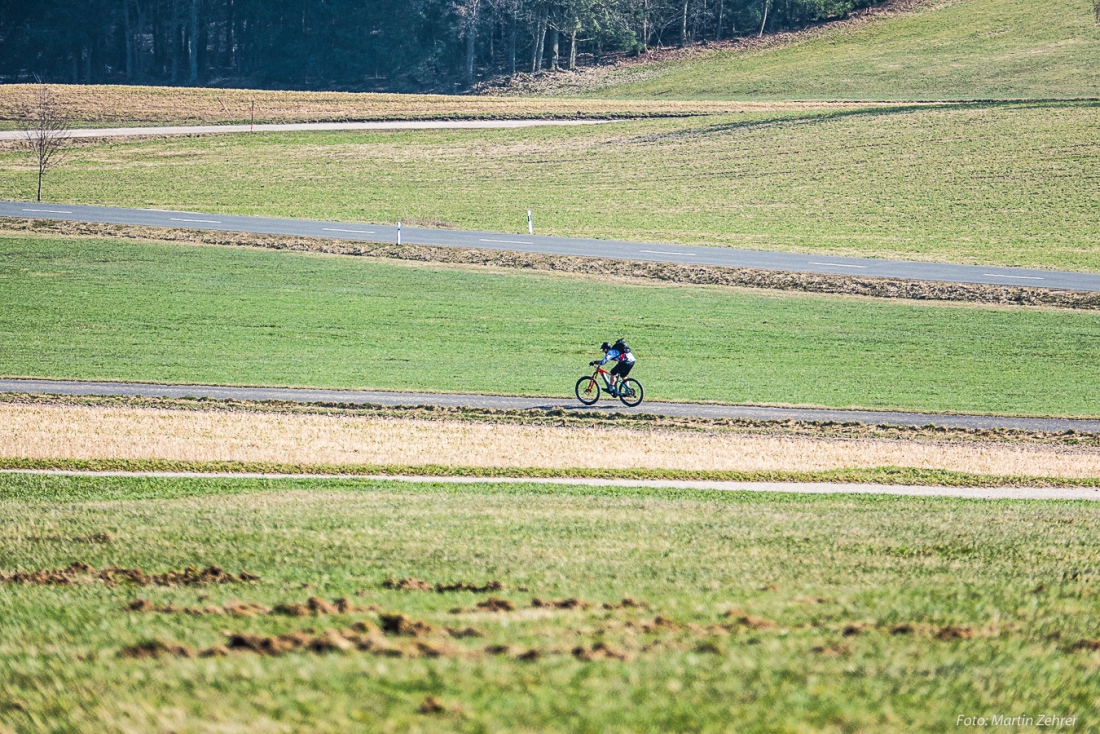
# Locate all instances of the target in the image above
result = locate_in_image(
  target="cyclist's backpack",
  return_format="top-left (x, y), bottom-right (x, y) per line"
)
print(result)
top-left (613, 339), bottom-right (631, 354)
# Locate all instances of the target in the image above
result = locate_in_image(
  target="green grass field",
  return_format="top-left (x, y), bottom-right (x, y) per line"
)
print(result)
top-left (579, 0), bottom-right (1100, 100)
top-left (3, 232), bottom-right (1100, 417)
top-left (1, 474), bottom-right (1097, 732)
top-left (3, 102), bottom-right (1097, 271)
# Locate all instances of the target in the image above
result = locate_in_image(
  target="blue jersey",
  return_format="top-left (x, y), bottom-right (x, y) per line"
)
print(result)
top-left (598, 348), bottom-right (636, 366)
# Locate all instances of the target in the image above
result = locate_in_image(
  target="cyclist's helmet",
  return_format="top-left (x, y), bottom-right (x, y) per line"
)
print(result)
top-left (600, 342), bottom-right (611, 351)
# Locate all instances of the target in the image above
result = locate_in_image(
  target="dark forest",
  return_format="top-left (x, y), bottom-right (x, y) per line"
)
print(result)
top-left (1, 0), bottom-right (884, 92)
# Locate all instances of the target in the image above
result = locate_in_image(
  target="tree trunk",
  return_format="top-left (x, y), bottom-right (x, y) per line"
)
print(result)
top-left (466, 26), bottom-right (476, 84)
top-left (189, 0), bottom-right (199, 83)
top-left (717, 0), bottom-right (724, 40)
top-left (569, 27), bottom-right (577, 70)
top-left (37, 168), bottom-right (43, 202)
top-left (759, 0), bottom-right (769, 37)
top-left (550, 26), bottom-right (559, 70)
top-left (509, 10), bottom-right (517, 75)
top-left (641, 0), bottom-right (648, 52)
top-left (123, 0), bottom-right (133, 80)
top-left (681, 0), bottom-right (689, 47)
top-left (532, 7), bottom-right (548, 73)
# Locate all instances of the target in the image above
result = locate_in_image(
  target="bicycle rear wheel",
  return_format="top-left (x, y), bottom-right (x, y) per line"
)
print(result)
top-left (618, 378), bottom-right (643, 407)
top-left (575, 375), bottom-right (601, 405)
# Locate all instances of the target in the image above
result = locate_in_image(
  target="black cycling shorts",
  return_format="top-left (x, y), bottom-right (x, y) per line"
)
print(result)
top-left (610, 361), bottom-right (634, 379)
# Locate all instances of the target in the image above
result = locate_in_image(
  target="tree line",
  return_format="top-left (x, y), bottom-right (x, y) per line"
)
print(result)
top-left (0, 0), bottom-right (885, 92)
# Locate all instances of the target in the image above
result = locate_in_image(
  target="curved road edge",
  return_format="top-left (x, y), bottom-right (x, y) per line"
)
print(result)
top-left (2, 378), bottom-right (1098, 433)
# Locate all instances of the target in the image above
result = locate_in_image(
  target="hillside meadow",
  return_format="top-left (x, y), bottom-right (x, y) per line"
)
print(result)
top-left (566, 0), bottom-right (1100, 100)
top-left (2, 102), bottom-right (1098, 271)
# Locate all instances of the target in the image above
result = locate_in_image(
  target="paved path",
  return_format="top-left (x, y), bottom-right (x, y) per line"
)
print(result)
top-left (3, 378), bottom-right (1098, 432)
top-left (4, 202), bottom-right (1098, 291)
top-left (3, 470), bottom-right (1095, 501)
top-left (0, 119), bottom-right (605, 141)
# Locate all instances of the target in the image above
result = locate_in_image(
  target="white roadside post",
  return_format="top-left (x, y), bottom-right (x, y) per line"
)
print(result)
top-left (397, 221), bottom-right (402, 245)
top-left (528, 210), bottom-right (533, 235)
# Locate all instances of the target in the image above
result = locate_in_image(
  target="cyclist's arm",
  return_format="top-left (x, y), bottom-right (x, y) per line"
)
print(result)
top-left (597, 349), bottom-right (620, 366)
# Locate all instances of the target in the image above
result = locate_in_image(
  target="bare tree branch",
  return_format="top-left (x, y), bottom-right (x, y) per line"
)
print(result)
top-left (21, 84), bottom-right (71, 203)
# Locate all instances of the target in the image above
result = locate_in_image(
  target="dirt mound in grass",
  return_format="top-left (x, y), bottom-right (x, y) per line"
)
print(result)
top-left (383, 577), bottom-right (434, 591)
top-left (446, 626), bottom-right (484, 638)
top-left (379, 613), bottom-right (437, 637)
top-left (725, 612), bottom-right (779, 630)
top-left (1071, 639), bottom-right (1100, 651)
top-left (214, 623), bottom-right (460, 659)
top-left (127, 598), bottom-right (271, 616)
top-left (384, 577), bottom-right (505, 593)
top-left (889, 622), bottom-right (999, 639)
top-left (274, 597), bottom-right (366, 616)
top-left (603, 597), bottom-right (649, 610)
top-left (476, 597), bottom-right (516, 612)
top-left (531, 597), bottom-right (590, 610)
top-left (573, 642), bottom-right (628, 661)
top-left (2, 562), bottom-right (259, 587)
top-left (118, 639), bottom-right (196, 659)
top-left (0, 561), bottom-right (96, 585)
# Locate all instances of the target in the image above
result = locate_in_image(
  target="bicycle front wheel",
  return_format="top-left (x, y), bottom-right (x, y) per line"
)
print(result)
top-left (575, 375), bottom-right (601, 405)
top-left (618, 378), bottom-right (643, 407)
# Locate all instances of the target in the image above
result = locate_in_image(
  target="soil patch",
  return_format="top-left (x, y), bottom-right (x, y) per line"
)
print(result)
top-left (725, 612), bottom-right (779, 630)
top-left (2, 562), bottom-right (258, 586)
top-left (118, 639), bottom-right (197, 659)
top-left (476, 597), bottom-right (517, 612)
top-left (531, 597), bottom-right (591, 610)
top-left (383, 577), bottom-right (505, 593)
top-left (573, 642), bottom-right (629, 661)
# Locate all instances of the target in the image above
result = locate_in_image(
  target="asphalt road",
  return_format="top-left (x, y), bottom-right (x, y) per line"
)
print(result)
top-left (0, 119), bottom-right (605, 141)
top-left (3, 378), bottom-right (1098, 432)
top-left (5, 201), bottom-right (1099, 291)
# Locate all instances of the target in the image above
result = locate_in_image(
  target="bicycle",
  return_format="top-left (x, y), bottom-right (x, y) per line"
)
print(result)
top-left (575, 364), bottom-right (644, 407)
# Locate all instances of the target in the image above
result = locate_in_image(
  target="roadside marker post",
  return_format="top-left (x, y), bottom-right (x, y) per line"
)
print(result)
top-left (250, 101), bottom-right (255, 131)
top-left (528, 210), bottom-right (533, 235)
top-left (397, 221), bottom-right (402, 245)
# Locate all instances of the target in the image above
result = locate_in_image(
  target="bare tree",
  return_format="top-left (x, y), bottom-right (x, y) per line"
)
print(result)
top-left (21, 85), bottom-right (71, 204)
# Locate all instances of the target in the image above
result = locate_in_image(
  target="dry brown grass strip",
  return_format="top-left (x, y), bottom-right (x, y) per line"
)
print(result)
top-left (3, 403), bottom-right (1100, 478)
top-left (5, 220), bottom-right (1099, 311)
top-left (0, 85), bottom-right (856, 126)
top-left (3, 391), bottom-right (1093, 447)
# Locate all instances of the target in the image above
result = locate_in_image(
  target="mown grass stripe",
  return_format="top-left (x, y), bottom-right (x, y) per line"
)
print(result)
top-left (2, 457), bottom-right (1098, 488)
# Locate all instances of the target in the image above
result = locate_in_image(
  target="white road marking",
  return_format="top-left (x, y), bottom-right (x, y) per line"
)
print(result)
top-left (322, 228), bottom-right (376, 234)
top-left (479, 238), bottom-right (535, 245)
top-left (982, 274), bottom-right (1044, 280)
top-left (22, 208), bottom-right (73, 214)
top-left (170, 217), bottom-right (222, 224)
top-left (642, 250), bottom-right (695, 256)
top-left (808, 261), bottom-right (867, 269)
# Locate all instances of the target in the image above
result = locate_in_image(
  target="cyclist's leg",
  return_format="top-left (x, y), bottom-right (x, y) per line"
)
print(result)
top-left (609, 362), bottom-right (627, 392)
top-left (616, 362), bottom-right (634, 393)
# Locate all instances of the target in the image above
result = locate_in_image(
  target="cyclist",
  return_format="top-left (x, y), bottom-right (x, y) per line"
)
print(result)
top-left (590, 339), bottom-right (636, 395)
